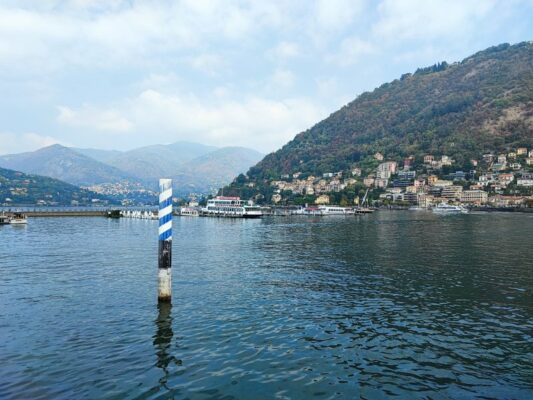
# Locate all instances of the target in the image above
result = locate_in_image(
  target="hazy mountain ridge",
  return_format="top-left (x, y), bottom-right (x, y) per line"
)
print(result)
top-left (0, 145), bottom-right (134, 186)
top-left (0, 141), bottom-right (263, 198)
top-left (103, 141), bottom-right (219, 182)
top-left (172, 147), bottom-right (265, 195)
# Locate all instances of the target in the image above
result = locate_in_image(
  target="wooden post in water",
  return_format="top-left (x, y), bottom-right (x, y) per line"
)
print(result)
top-left (158, 179), bottom-right (173, 303)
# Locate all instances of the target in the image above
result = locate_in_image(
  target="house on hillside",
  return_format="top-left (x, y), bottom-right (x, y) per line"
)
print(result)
top-left (315, 195), bottom-right (330, 205)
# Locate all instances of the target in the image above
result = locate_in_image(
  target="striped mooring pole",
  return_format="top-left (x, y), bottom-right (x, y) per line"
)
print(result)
top-left (158, 179), bottom-right (173, 303)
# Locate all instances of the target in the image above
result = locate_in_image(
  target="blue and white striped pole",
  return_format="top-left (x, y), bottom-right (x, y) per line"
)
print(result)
top-left (158, 179), bottom-right (173, 303)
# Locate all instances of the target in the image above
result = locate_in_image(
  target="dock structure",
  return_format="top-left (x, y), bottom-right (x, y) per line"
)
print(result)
top-left (158, 179), bottom-right (173, 303)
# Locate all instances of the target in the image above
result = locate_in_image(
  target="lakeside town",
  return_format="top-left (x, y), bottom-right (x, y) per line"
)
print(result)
top-left (265, 147), bottom-right (533, 209)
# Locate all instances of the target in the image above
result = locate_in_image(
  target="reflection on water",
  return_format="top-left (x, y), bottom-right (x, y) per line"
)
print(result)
top-left (153, 302), bottom-right (181, 391)
top-left (0, 213), bottom-right (532, 399)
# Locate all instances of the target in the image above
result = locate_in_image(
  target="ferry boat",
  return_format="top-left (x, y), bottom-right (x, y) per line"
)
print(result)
top-left (432, 202), bottom-right (468, 214)
top-left (9, 212), bottom-right (28, 224)
top-left (179, 207), bottom-right (199, 217)
top-left (318, 205), bottom-right (354, 215)
top-left (202, 196), bottom-right (262, 218)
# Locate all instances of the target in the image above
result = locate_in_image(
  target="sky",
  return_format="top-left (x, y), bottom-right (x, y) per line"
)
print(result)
top-left (0, 0), bottom-right (532, 155)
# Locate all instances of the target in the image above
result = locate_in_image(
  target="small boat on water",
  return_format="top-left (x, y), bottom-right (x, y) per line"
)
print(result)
top-left (355, 207), bottom-right (374, 214)
top-left (9, 212), bottom-right (28, 224)
top-left (432, 202), bottom-right (468, 214)
top-left (179, 207), bottom-right (199, 217)
top-left (408, 206), bottom-right (426, 211)
top-left (318, 205), bottom-right (354, 215)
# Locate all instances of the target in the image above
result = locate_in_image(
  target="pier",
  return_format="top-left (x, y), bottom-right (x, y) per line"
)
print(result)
top-left (0, 206), bottom-right (158, 217)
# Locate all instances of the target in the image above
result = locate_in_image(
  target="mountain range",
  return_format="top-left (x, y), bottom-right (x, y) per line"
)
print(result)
top-left (224, 42), bottom-right (533, 200)
top-left (0, 141), bottom-right (263, 197)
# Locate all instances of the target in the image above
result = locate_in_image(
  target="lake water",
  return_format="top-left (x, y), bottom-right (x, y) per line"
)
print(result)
top-left (1, 212), bottom-right (532, 399)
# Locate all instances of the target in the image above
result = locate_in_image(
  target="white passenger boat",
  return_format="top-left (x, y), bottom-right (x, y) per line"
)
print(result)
top-left (432, 202), bottom-right (468, 214)
top-left (9, 212), bottom-right (28, 224)
top-left (202, 196), bottom-right (262, 218)
top-left (318, 205), bottom-right (354, 215)
top-left (179, 207), bottom-right (199, 217)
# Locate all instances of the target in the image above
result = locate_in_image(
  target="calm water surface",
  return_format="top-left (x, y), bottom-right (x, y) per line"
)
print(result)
top-left (0, 212), bottom-right (532, 399)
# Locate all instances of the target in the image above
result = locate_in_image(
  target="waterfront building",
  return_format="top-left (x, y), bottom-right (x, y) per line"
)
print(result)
top-left (441, 185), bottom-right (463, 201)
top-left (434, 180), bottom-right (453, 187)
top-left (460, 190), bottom-right (488, 204)
top-left (417, 193), bottom-right (433, 208)
top-left (517, 147), bottom-right (527, 155)
top-left (428, 186), bottom-right (443, 197)
top-left (526, 157), bottom-right (533, 165)
top-left (403, 192), bottom-right (418, 204)
top-left (315, 194), bottom-right (330, 205)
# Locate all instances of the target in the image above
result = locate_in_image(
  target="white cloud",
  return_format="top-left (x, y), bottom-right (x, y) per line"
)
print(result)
top-left (55, 90), bottom-right (327, 151)
top-left (269, 68), bottom-right (296, 89)
top-left (130, 90), bottom-right (326, 151)
top-left (328, 36), bottom-right (376, 66)
top-left (187, 53), bottom-right (226, 76)
top-left (373, 0), bottom-right (497, 41)
top-left (269, 41), bottom-right (301, 60)
top-left (1, 0), bottom-right (532, 155)
top-left (57, 105), bottom-right (133, 132)
top-left (0, 132), bottom-right (67, 155)
top-left (314, 0), bottom-right (365, 32)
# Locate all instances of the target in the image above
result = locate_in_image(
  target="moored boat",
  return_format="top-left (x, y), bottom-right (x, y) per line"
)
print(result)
top-left (179, 207), bottom-right (199, 217)
top-left (432, 202), bottom-right (468, 214)
top-left (318, 205), bottom-right (354, 215)
top-left (9, 212), bottom-right (28, 224)
top-left (201, 196), bottom-right (262, 218)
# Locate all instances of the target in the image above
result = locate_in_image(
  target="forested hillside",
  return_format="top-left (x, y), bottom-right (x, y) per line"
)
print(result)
top-left (224, 42), bottom-right (532, 200)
